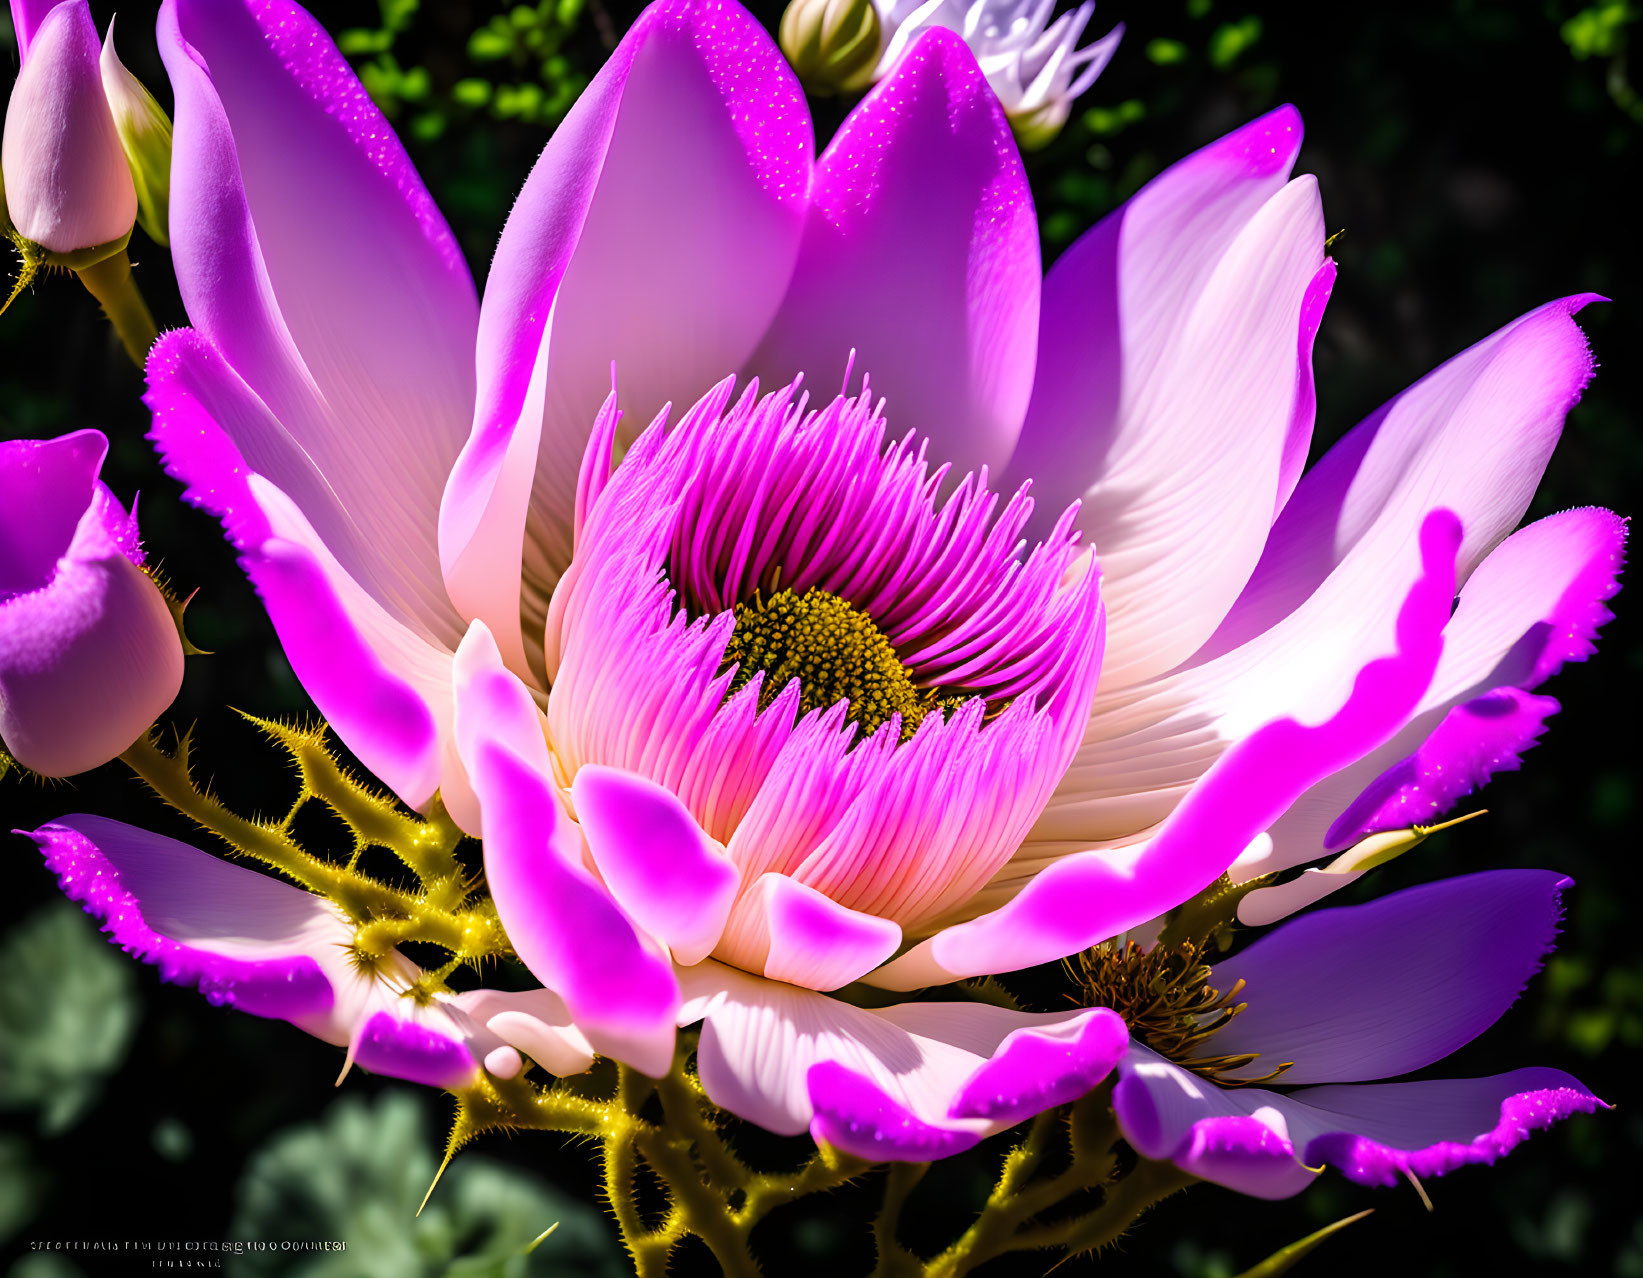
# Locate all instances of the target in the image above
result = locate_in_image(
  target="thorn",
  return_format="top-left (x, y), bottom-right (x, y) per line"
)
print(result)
top-left (1415, 809), bottom-right (1487, 835)
top-left (417, 1147), bottom-right (455, 1217)
top-left (335, 1034), bottom-right (360, 1087)
top-left (524, 1222), bottom-right (560, 1254)
top-left (1402, 1166), bottom-right (1434, 1212)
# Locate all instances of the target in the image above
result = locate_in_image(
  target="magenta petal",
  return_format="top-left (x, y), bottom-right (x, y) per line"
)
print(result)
top-left (146, 329), bottom-right (453, 806)
top-left (948, 1007), bottom-right (1127, 1123)
top-left (1211, 871), bottom-right (1570, 1083)
top-left (872, 512), bottom-right (1461, 988)
top-left (750, 27), bottom-right (1040, 479)
top-left (1326, 506), bottom-right (1627, 846)
top-left (27, 817), bottom-right (481, 1089)
top-left (808, 1062), bottom-right (982, 1161)
top-left (159, 0), bottom-right (476, 634)
top-left (715, 873), bottom-right (902, 991)
top-left (452, 633), bottom-right (680, 1076)
top-left (441, 0), bottom-right (811, 668)
top-left (572, 765), bottom-right (739, 967)
top-left (9, 0), bottom-right (63, 57)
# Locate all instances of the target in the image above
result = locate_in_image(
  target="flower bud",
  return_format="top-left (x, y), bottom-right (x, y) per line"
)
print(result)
top-left (779, 0), bottom-right (884, 95)
top-left (0, 431), bottom-right (184, 777)
top-left (1, 0), bottom-right (136, 259)
top-left (99, 16), bottom-right (172, 247)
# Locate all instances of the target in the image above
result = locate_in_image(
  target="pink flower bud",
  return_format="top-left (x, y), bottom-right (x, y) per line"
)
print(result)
top-left (2, 0), bottom-right (136, 255)
top-left (0, 431), bottom-right (184, 776)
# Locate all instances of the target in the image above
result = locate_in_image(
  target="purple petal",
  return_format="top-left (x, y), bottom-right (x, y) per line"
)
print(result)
top-left (809, 1062), bottom-right (981, 1160)
top-left (440, 0), bottom-right (811, 672)
top-left (452, 628), bottom-right (680, 1077)
top-left (2, 0), bottom-right (136, 253)
top-left (1211, 870), bottom-right (1570, 1083)
top-left (1114, 1044), bottom-right (1602, 1198)
top-left (750, 28), bottom-right (1039, 481)
top-left (1004, 106), bottom-right (1325, 687)
top-left (0, 430), bottom-right (115, 598)
top-left (27, 816), bottom-right (482, 1089)
top-left (9, 0), bottom-right (63, 57)
top-left (870, 511), bottom-right (1461, 988)
top-left (159, 0), bottom-right (476, 638)
top-left (572, 765), bottom-right (740, 967)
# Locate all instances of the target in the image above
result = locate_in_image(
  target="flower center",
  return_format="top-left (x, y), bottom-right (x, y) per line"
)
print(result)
top-left (721, 587), bottom-right (949, 741)
top-left (1078, 940), bottom-right (1292, 1087)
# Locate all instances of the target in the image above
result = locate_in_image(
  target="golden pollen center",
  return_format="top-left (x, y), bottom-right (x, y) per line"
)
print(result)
top-left (721, 588), bottom-right (934, 741)
top-left (1077, 940), bottom-right (1292, 1087)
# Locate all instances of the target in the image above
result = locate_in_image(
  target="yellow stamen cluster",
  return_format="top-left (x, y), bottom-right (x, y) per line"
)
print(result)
top-left (721, 587), bottom-right (936, 741)
top-left (1077, 939), bottom-right (1292, 1087)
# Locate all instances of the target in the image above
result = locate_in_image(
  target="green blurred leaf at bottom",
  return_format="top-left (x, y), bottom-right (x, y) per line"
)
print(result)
top-left (0, 902), bottom-right (139, 1134)
top-left (227, 1090), bottom-right (625, 1278)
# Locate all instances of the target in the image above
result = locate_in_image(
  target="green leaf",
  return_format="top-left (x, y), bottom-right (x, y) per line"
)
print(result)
top-left (229, 1090), bottom-right (626, 1277)
top-left (0, 903), bottom-right (139, 1135)
top-left (1234, 1209), bottom-right (1374, 1277)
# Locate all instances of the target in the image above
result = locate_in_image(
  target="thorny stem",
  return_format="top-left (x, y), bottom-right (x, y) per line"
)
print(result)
top-left (75, 248), bottom-right (158, 369)
top-left (870, 1160), bottom-right (930, 1278)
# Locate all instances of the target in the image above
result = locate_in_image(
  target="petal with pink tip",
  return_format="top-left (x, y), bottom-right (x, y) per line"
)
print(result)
top-left (1236, 505), bottom-right (1626, 901)
top-left (715, 873), bottom-right (902, 991)
top-left (27, 816), bottom-right (485, 1089)
top-left (573, 765), bottom-right (739, 967)
top-left (452, 636), bottom-right (679, 1077)
top-left (750, 27), bottom-right (1039, 480)
top-left (1114, 1043), bottom-right (1601, 1199)
top-left (440, 0), bottom-right (811, 672)
top-left (146, 330), bottom-right (453, 807)
top-left (870, 512), bottom-right (1460, 988)
top-left (1029, 298), bottom-right (1598, 865)
top-left (679, 962), bottom-right (1121, 1159)
top-left (1003, 107), bottom-right (1325, 687)
top-left (159, 0), bottom-right (476, 642)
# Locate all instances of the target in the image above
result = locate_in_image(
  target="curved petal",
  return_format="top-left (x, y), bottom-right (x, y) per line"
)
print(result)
top-left (750, 26), bottom-right (1040, 480)
top-left (714, 872), bottom-right (902, 991)
top-left (159, 0), bottom-right (476, 643)
top-left (9, 0), bottom-right (62, 57)
top-left (1237, 505), bottom-right (1626, 901)
top-left (680, 962), bottom-right (1124, 1160)
top-left (146, 330), bottom-right (453, 807)
top-left (451, 987), bottom-right (596, 1079)
top-left (1211, 871), bottom-right (1568, 1084)
top-left (1003, 107), bottom-right (1325, 686)
top-left (869, 512), bottom-right (1461, 988)
top-left (1115, 1044), bottom-right (1602, 1199)
top-left (572, 765), bottom-right (740, 967)
top-left (439, 0), bottom-right (812, 672)
top-left (27, 816), bottom-right (488, 1089)
top-left (1033, 297), bottom-right (1598, 861)
top-left (452, 627), bottom-right (680, 1077)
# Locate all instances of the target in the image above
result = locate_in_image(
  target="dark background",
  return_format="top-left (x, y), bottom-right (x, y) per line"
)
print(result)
top-left (2, 1), bottom-right (1639, 1275)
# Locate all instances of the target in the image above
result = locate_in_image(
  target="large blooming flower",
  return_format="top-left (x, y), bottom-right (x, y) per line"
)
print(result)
top-left (32, 0), bottom-right (1622, 1166)
top-left (1108, 871), bottom-right (1604, 1198)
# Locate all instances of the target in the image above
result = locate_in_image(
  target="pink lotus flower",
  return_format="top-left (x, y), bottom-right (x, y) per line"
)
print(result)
top-left (31, 0), bottom-right (1621, 1169)
top-left (1, 431), bottom-right (182, 776)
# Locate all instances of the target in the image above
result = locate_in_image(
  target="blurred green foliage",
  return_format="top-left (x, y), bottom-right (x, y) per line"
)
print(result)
top-left (0, 903), bottom-right (138, 1136)
top-left (339, 0), bottom-right (589, 141)
top-left (228, 1091), bottom-right (625, 1278)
